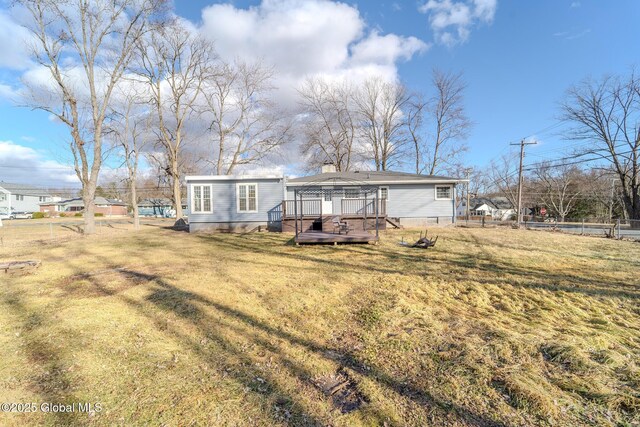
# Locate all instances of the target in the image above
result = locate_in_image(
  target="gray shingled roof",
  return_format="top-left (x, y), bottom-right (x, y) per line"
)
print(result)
top-left (287, 170), bottom-right (462, 184)
top-left (137, 198), bottom-right (172, 207)
top-left (471, 197), bottom-right (514, 211)
top-left (0, 182), bottom-right (52, 196)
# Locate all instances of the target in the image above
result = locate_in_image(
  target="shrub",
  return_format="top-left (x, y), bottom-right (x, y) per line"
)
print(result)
top-left (59, 213), bottom-right (66, 217)
top-left (74, 212), bottom-right (82, 217)
top-left (95, 213), bottom-right (104, 217)
top-left (32, 212), bottom-right (45, 219)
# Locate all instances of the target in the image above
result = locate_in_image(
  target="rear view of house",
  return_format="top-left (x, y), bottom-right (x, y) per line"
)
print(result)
top-left (185, 168), bottom-right (464, 233)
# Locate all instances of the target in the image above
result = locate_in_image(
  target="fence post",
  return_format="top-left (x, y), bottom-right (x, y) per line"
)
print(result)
top-left (581, 219), bottom-right (584, 235)
top-left (616, 219), bottom-right (620, 239)
top-left (482, 216), bottom-right (485, 228)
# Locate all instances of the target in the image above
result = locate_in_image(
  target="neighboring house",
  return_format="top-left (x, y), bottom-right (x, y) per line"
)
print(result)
top-left (186, 165), bottom-right (464, 232)
top-left (39, 197), bottom-right (127, 216)
top-left (138, 198), bottom-right (174, 217)
top-left (457, 197), bottom-right (515, 221)
top-left (0, 182), bottom-right (54, 216)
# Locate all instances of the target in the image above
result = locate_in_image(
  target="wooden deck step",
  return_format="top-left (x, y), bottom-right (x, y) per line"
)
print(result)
top-left (386, 218), bottom-right (403, 229)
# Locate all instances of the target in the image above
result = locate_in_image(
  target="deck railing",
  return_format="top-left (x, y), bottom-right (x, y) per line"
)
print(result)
top-left (282, 198), bottom-right (386, 218)
top-left (341, 198), bottom-right (386, 216)
top-left (282, 199), bottom-right (322, 218)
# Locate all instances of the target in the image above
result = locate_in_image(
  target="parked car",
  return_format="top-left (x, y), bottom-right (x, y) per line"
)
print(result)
top-left (0, 210), bottom-right (15, 220)
top-left (13, 211), bottom-right (33, 219)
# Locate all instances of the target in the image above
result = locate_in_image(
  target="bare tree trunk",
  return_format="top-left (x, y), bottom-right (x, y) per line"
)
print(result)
top-left (83, 186), bottom-right (97, 234)
top-left (171, 155), bottom-right (183, 219)
top-left (130, 179), bottom-right (139, 230)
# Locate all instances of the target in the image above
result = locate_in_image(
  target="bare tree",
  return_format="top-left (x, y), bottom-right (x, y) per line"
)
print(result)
top-left (487, 152), bottom-right (520, 209)
top-left (410, 69), bottom-right (471, 175)
top-left (298, 77), bottom-right (358, 172)
top-left (110, 87), bottom-right (150, 229)
top-left (562, 71), bottom-right (640, 222)
top-left (204, 60), bottom-right (290, 175)
top-left (531, 162), bottom-right (582, 222)
top-left (354, 77), bottom-right (411, 171)
top-left (134, 22), bottom-right (213, 219)
top-left (18, 0), bottom-right (165, 234)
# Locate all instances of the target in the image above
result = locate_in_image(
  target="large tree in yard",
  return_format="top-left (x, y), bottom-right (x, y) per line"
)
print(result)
top-left (562, 71), bottom-right (640, 222)
top-left (19, 0), bottom-right (165, 234)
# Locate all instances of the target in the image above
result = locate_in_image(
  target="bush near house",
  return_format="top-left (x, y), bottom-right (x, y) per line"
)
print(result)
top-left (31, 212), bottom-right (45, 219)
top-left (0, 227), bottom-right (638, 426)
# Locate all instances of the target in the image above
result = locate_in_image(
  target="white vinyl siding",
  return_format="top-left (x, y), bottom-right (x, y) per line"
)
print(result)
top-left (435, 185), bottom-right (452, 200)
top-left (192, 184), bottom-right (213, 213)
top-left (237, 183), bottom-right (258, 213)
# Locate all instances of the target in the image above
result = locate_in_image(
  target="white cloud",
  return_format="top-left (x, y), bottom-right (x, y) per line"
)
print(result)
top-left (419, 0), bottom-right (497, 46)
top-left (199, 0), bottom-right (427, 107)
top-left (0, 11), bottom-right (33, 70)
top-left (0, 140), bottom-right (79, 187)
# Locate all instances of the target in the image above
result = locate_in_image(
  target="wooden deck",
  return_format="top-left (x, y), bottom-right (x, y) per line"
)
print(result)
top-left (294, 230), bottom-right (379, 245)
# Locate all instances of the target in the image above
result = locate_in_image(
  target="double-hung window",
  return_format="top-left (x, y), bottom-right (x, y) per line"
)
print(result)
top-left (16, 194), bottom-right (24, 201)
top-left (237, 183), bottom-right (258, 213)
top-left (379, 187), bottom-right (389, 200)
top-left (435, 185), bottom-right (453, 200)
top-left (192, 184), bottom-right (212, 213)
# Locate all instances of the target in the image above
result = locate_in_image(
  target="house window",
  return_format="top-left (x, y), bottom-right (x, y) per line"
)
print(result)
top-left (192, 184), bottom-right (212, 213)
top-left (435, 185), bottom-right (452, 200)
top-left (16, 194), bottom-right (24, 201)
top-left (379, 187), bottom-right (389, 200)
top-left (39, 196), bottom-right (47, 202)
top-left (344, 188), bottom-right (360, 199)
top-left (0, 193), bottom-right (5, 201)
top-left (237, 183), bottom-right (258, 213)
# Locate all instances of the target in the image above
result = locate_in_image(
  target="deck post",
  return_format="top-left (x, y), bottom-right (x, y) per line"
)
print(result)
top-left (375, 190), bottom-right (379, 238)
top-left (294, 191), bottom-right (298, 237)
top-left (363, 192), bottom-right (367, 230)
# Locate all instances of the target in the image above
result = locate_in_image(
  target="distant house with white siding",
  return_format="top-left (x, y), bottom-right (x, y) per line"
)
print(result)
top-left (186, 165), bottom-right (464, 232)
top-left (0, 182), bottom-right (54, 217)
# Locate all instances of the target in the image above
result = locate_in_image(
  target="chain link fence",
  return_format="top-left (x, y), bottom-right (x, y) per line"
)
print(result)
top-left (0, 218), bottom-right (176, 249)
top-left (457, 216), bottom-right (640, 241)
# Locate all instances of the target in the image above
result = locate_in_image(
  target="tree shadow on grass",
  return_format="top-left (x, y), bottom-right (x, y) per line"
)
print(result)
top-left (196, 233), bottom-right (640, 301)
top-left (0, 289), bottom-right (83, 426)
top-left (74, 265), bottom-right (507, 427)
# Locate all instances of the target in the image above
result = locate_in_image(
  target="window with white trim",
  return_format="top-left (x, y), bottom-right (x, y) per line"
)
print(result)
top-left (343, 187), bottom-right (360, 199)
top-left (237, 183), bottom-right (258, 212)
top-left (379, 187), bottom-right (389, 200)
top-left (0, 193), bottom-right (5, 201)
top-left (39, 196), bottom-right (47, 202)
top-left (192, 184), bottom-right (212, 213)
top-left (435, 185), bottom-right (452, 200)
top-left (16, 194), bottom-right (24, 201)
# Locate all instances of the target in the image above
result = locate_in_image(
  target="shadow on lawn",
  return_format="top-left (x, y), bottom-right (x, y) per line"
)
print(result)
top-left (0, 289), bottom-right (82, 425)
top-left (69, 259), bottom-right (507, 427)
top-left (196, 232), bottom-right (640, 301)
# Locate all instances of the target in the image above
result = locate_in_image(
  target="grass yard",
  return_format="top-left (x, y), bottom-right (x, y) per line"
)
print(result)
top-left (0, 226), bottom-right (639, 426)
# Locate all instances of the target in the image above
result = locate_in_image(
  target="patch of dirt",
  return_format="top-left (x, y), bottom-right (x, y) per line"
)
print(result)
top-left (313, 368), bottom-right (368, 414)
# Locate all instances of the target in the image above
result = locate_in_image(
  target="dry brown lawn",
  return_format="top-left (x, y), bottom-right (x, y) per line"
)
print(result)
top-left (0, 225), bottom-right (638, 426)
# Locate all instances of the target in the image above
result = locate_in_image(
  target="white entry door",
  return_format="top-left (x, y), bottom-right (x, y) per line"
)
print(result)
top-left (322, 187), bottom-right (333, 215)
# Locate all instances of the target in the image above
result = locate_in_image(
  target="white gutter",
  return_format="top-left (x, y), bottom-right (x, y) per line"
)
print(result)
top-left (286, 179), bottom-right (468, 186)
top-left (185, 175), bottom-right (284, 181)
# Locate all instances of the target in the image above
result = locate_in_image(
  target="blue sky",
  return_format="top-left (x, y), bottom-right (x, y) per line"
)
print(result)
top-left (0, 0), bottom-right (638, 186)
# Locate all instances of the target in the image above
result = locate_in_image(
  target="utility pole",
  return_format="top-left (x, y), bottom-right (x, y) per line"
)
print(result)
top-left (511, 139), bottom-right (537, 228)
top-left (466, 169), bottom-right (471, 222)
